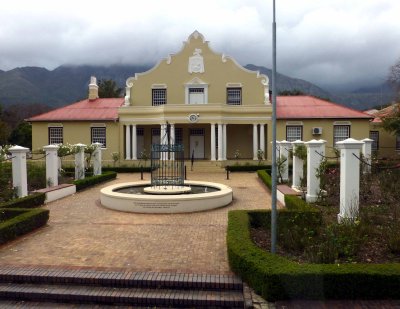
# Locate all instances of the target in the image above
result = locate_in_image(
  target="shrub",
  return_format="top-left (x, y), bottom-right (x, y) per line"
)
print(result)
top-left (257, 169), bottom-right (272, 190)
top-left (73, 171), bottom-right (117, 191)
top-left (228, 210), bottom-right (400, 301)
top-left (0, 192), bottom-right (45, 209)
top-left (0, 208), bottom-right (49, 244)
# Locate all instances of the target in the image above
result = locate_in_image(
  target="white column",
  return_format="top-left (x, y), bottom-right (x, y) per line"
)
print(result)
top-left (9, 146), bottom-right (29, 198)
top-left (74, 143), bottom-right (86, 180)
top-left (223, 124), bottom-right (227, 160)
top-left (336, 138), bottom-right (364, 223)
top-left (211, 123), bottom-right (216, 161)
top-left (161, 124), bottom-right (167, 145)
top-left (125, 125), bottom-right (131, 160)
top-left (259, 124), bottom-right (265, 159)
top-left (170, 123), bottom-right (175, 160)
top-left (43, 144), bottom-right (59, 187)
top-left (253, 124), bottom-right (258, 160)
top-left (361, 138), bottom-right (373, 174)
top-left (131, 125), bottom-right (137, 160)
top-left (218, 123), bottom-right (223, 161)
top-left (305, 139), bottom-right (326, 203)
top-left (92, 142), bottom-right (102, 176)
top-left (279, 140), bottom-right (291, 182)
top-left (291, 140), bottom-right (304, 189)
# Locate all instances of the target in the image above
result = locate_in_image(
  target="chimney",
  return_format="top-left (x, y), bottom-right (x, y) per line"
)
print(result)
top-left (88, 76), bottom-right (99, 100)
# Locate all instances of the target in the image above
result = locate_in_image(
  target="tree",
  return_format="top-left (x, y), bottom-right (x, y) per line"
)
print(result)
top-left (382, 104), bottom-right (400, 136)
top-left (8, 122), bottom-right (32, 148)
top-left (388, 57), bottom-right (400, 100)
top-left (98, 79), bottom-right (123, 98)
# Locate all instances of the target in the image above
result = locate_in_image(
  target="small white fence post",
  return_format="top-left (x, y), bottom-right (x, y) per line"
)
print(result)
top-left (361, 138), bottom-right (373, 174)
top-left (9, 145), bottom-right (29, 198)
top-left (43, 144), bottom-right (59, 187)
top-left (92, 143), bottom-right (102, 176)
top-left (291, 140), bottom-right (304, 189)
top-left (74, 143), bottom-right (86, 180)
top-left (279, 140), bottom-right (291, 182)
top-left (336, 138), bottom-right (364, 223)
top-left (305, 139), bottom-right (326, 203)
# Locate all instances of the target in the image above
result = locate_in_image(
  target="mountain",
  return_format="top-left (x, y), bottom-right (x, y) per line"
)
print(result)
top-left (0, 64), bottom-right (396, 111)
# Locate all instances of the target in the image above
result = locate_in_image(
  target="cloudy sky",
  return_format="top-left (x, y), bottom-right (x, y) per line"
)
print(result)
top-left (1, 0), bottom-right (399, 91)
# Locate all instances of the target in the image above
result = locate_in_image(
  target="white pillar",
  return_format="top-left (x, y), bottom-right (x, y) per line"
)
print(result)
top-left (336, 138), bottom-right (364, 223)
top-left (223, 124), bottom-right (227, 160)
top-left (259, 124), bottom-right (265, 159)
top-left (253, 124), bottom-right (258, 160)
top-left (74, 143), bottom-right (86, 180)
top-left (43, 144), bottom-right (59, 187)
top-left (211, 123), bottom-right (216, 161)
top-left (305, 139), bottom-right (326, 203)
top-left (361, 138), bottom-right (373, 174)
top-left (9, 146), bottom-right (29, 198)
top-left (92, 142), bottom-right (102, 176)
top-left (291, 140), bottom-right (304, 189)
top-left (170, 123), bottom-right (175, 160)
top-left (161, 124), bottom-right (167, 145)
top-left (279, 140), bottom-right (291, 182)
top-left (131, 125), bottom-right (137, 160)
top-left (218, 123), bottom-right (223, 161)
top-left (125, 125), bottom-right (131, 160)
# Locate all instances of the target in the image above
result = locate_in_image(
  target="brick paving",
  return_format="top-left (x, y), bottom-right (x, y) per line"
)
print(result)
top-left (0, 171), bottom-right (272, 274)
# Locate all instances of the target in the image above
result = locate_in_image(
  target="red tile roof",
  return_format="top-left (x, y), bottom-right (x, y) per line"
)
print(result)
top-left (277, 95), bottom-right (372, 119)
top-left (27, 98), bottom-right (124, 122)
top-left (366, 103), bottom-right (399, 123)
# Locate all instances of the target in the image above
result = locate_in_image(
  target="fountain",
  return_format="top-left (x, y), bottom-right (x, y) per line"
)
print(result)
top-left (100, 142), bottom-right (233, 213)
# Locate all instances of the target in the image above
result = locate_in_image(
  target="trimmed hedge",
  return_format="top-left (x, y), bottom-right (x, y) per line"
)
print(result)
top-left (0, 208), bottom-right (49, 245)
top-left (0, 192), bottom-right (46, 209)
top-left (228, 209), bottom-right (400, 300)
top-left (63, 166), bottom-right (152, 174)
top-left (226, 165), bottom-right (271, 172)
top-left (257, 169), bottom-right (272, 190)
top-left (73, 171), bottom-right (117, 191)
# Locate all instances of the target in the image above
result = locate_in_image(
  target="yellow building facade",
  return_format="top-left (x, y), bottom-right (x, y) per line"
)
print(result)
top-left (28, 31), bottom-right (374, 164)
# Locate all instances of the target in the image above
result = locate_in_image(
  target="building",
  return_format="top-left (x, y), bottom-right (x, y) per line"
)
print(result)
top-left (366, 103), bottom-right (400, 158)
top-left (28, 31), bottom-right (373, 164)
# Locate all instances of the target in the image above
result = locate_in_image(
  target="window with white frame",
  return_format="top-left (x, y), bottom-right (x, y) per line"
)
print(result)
top-left (286, 126), bottom-right (302, 142)
top-left (396, 134), bottom-right (400, 151)
top-left (91, 127), bottom-right (106, 148)
top-left (333, 125), bottom-right (350, 145)
top-left (369, 131), bottom-right (379, 151)
top-left (188, 87), bottom-right (205, 104)
top-left (227, 88), bottom-right (242, 105)
top-left (48, 127), bottom-right (63, 144)
top-left (152, 89), bottom-right (166, 106)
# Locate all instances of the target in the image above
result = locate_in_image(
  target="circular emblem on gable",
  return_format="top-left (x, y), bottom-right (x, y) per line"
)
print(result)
top-left (188, 113), bottom-right (199, 123)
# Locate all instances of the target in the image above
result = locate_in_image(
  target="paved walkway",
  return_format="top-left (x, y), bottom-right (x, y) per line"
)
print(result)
top-left (0, 171), bottom-right (271, 274)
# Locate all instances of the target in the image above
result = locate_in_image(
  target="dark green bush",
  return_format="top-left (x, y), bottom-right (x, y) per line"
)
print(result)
top-left (226, 165), bottom-right (271, 172)
top-left (64, 166), bottom-right (152, 174)
top-left (228, 210), bottom-right (400, 301)
top-left (73, 171), bottom-right (117, 191)
top-left (0, 208), bottom-right (49, 245)
top-left (257, 169), bottom-right (272, 190)
top-left (0, 192), bottom-right (45, 209)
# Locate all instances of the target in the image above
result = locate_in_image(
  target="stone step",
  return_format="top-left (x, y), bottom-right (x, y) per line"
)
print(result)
top-left (0, 266), bottom-right (242, 291)
top-left (0, 283), bottom-right (245, 308)
top-left (0, 266), bottom-right (248, 308)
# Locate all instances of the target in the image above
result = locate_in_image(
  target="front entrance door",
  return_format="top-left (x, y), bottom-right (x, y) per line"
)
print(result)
top-left (189, 129), bottom-right (205, 159)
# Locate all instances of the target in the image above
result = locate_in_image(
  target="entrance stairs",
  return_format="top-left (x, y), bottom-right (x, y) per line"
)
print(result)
top-left (186, 160), bottom-right (226, 173)
top-left (0, 265), bottom-right (250, 308)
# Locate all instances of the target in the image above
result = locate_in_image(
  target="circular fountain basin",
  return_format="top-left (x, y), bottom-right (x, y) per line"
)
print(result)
top-left (100, 180), bottom-right (233, 213)
top-left (143, 185), bottom-right (192, 195)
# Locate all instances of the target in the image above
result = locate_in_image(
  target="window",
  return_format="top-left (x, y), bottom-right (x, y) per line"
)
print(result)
top-left (227, 88), bottom-right (242, 105)
top-left (188, 87), bottom-right (205, 104)
top-left (333, 125), bottom-right (350, 145)
top-left (48, 127), bottom-right (63, 144)
top-left (286, 126), bottom-right (302, 142)
top-left (397, 134), bottom-right (400, 151)
top-left (152, 89), bottom-right (166, 106)
top-left (175, 128), bottom-right (183, 145)
top-left (369, 131), bottom-right (379, 151)
top-left (91, 127), bottom-right (106, 148)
